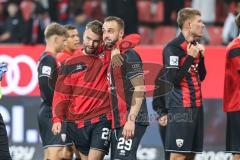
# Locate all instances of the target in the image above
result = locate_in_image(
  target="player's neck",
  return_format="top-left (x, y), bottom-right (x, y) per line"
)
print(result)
top-left (182, 30), bottom-right (195, 43)
top-left (82, 50), bottom-right (88, 55)
top-left (64, 48), bottom-right (74, 54)
top-left (45, 45), bottom-right (57, 57)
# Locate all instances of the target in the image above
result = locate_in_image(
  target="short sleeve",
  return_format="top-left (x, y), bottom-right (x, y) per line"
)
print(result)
top-left (124, 49), bottom-right (144, 80)
top-left (38, 56), bottom-right (57, 79)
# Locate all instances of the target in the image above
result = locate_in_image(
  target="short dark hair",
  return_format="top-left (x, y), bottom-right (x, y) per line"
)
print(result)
top-left (177, 8), bottom-right (201, 29)
top-left (44, 22), bottom-right (67, 39)
top-left (104, 16), bottom-right (124, 30)
top-left (86, 20), bottom-right (103, 35)
top-left (64, 24), bottom-right (77, 31)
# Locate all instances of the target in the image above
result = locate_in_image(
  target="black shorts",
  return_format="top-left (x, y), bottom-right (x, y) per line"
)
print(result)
top-left (0, 114), bottom-right (12, 160)
top-left (226, 111), bottom-right (240, 153)
top-left (67, 119), bottom-right (111, 156)
top-left (111, 124), bottom-right (147, 160)
top-left (37, 103), bottom-right (73, 148)
top-left (165, 107), bottom-right (203, 153)
top-left (159, 125), bottom-right (170, 160)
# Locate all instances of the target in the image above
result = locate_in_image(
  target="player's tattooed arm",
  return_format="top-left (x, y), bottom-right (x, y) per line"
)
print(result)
top-left (123, 75), bottom-right (145, 140)
top-left (111, 48), bottom-right (123, 68)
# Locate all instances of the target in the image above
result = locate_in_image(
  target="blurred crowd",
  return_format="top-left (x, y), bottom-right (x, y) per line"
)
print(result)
top-left (0, 0), bottom-right (240, 45)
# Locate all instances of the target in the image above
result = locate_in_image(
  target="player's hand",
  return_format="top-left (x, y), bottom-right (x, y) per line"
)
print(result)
top-left (122, 120), bottom-right (135, 140)
top-left (52, 122), bottom-right (62, 135)
top-left (111, 48), bottom-right (124, 68)
top-left (159, 115), bottom-right (168, 127)
top-left (196, 43), bottom-right (205, 57)
top-left (187, 43), bottom-right (199, 58)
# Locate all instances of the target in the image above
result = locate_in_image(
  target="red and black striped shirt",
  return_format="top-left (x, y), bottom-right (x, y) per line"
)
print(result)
top-left (52, 34), bottom-right (141, 127)
top-left (160, 33), bottom-right (206, 110)
top-left (52, 50), bottom-right (112, 128)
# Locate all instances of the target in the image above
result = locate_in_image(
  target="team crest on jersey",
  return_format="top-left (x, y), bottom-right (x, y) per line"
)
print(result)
top-left (189, 64), bottom-right (199, 73)
top-left (42, 66), bottom-right (51, 75)
top-left (176, 139), bottom-right (184, 148)
top-left (170, 56), bottom-right (179, 66)
top-left (119, 150), bottom-right (126, 156)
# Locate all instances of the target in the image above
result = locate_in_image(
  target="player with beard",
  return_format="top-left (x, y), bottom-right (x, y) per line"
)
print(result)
top-left (153, 8), bottom-right (206, 160)
top-left (102, 16), bottom-right (149, 160)
top-left (52, 20), bottom-right (140, 160)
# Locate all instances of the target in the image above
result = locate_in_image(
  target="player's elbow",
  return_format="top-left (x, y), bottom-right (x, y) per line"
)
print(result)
top-left (134, 85), bottom-right (146, 98)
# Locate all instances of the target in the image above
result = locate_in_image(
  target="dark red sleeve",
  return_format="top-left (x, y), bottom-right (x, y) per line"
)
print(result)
top-left (116, 34), bottom-right (141, 53)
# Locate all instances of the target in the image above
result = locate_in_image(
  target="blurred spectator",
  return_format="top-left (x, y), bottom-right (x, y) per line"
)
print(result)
top-left (83, 0), bottom-right (104, 21)
top-left (222, 1), bottom-right (240, 45)
top-left (36, 0), bottom-right (48, 9)
top-left (19, 0), bottom-right (47, 44)
top-left (0, 2), bottom-right (6, 35)
top-left (192, 0), bottom-right (216, 24)
top-left (0, 0), bottom-right (7, 3)
top-left (69, 0), bottom-right (85, 14)
top-left (36, 3), bottom-right (51, 42)
top-left (57, 0), bottom-right (70, 24)
top-left (48, 0), bottom-right (58, 22)
top-left (68, 8), bottom-right (90, 42)
top-left (0, 2), bottom-right (22, 43)
top-left (163, 0), bottom-right (184, 25)
top-left (106, 0), bottom-right (139, 35)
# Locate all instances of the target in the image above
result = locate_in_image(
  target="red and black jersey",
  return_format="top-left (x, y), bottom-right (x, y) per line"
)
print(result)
top-left (153, 33), bottom-right (206, 114)
top-left (38, 52), bottom-right (58, 106)
top-left (52, 50), bottom-right (112, 128)
top-left (52, 34), bottom-right (141, 128)
top-left (56, 50), bottom-right (74, 66)
top-left (109, 49), bottom-right (149, 129)
top-left (38, 50), bottom-right (74, 110)
top-left (223, 37), bottom-right (240, 112)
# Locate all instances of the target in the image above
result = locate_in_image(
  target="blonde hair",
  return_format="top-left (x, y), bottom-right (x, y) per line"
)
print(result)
top-left (44, 22), bottom-right (67, 39)
top-left (177, 8), bottom-right (201, 29)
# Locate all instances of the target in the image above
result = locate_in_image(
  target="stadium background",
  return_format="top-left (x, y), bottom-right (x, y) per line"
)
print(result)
top-left (0, 0), bottom-right (236, 159)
